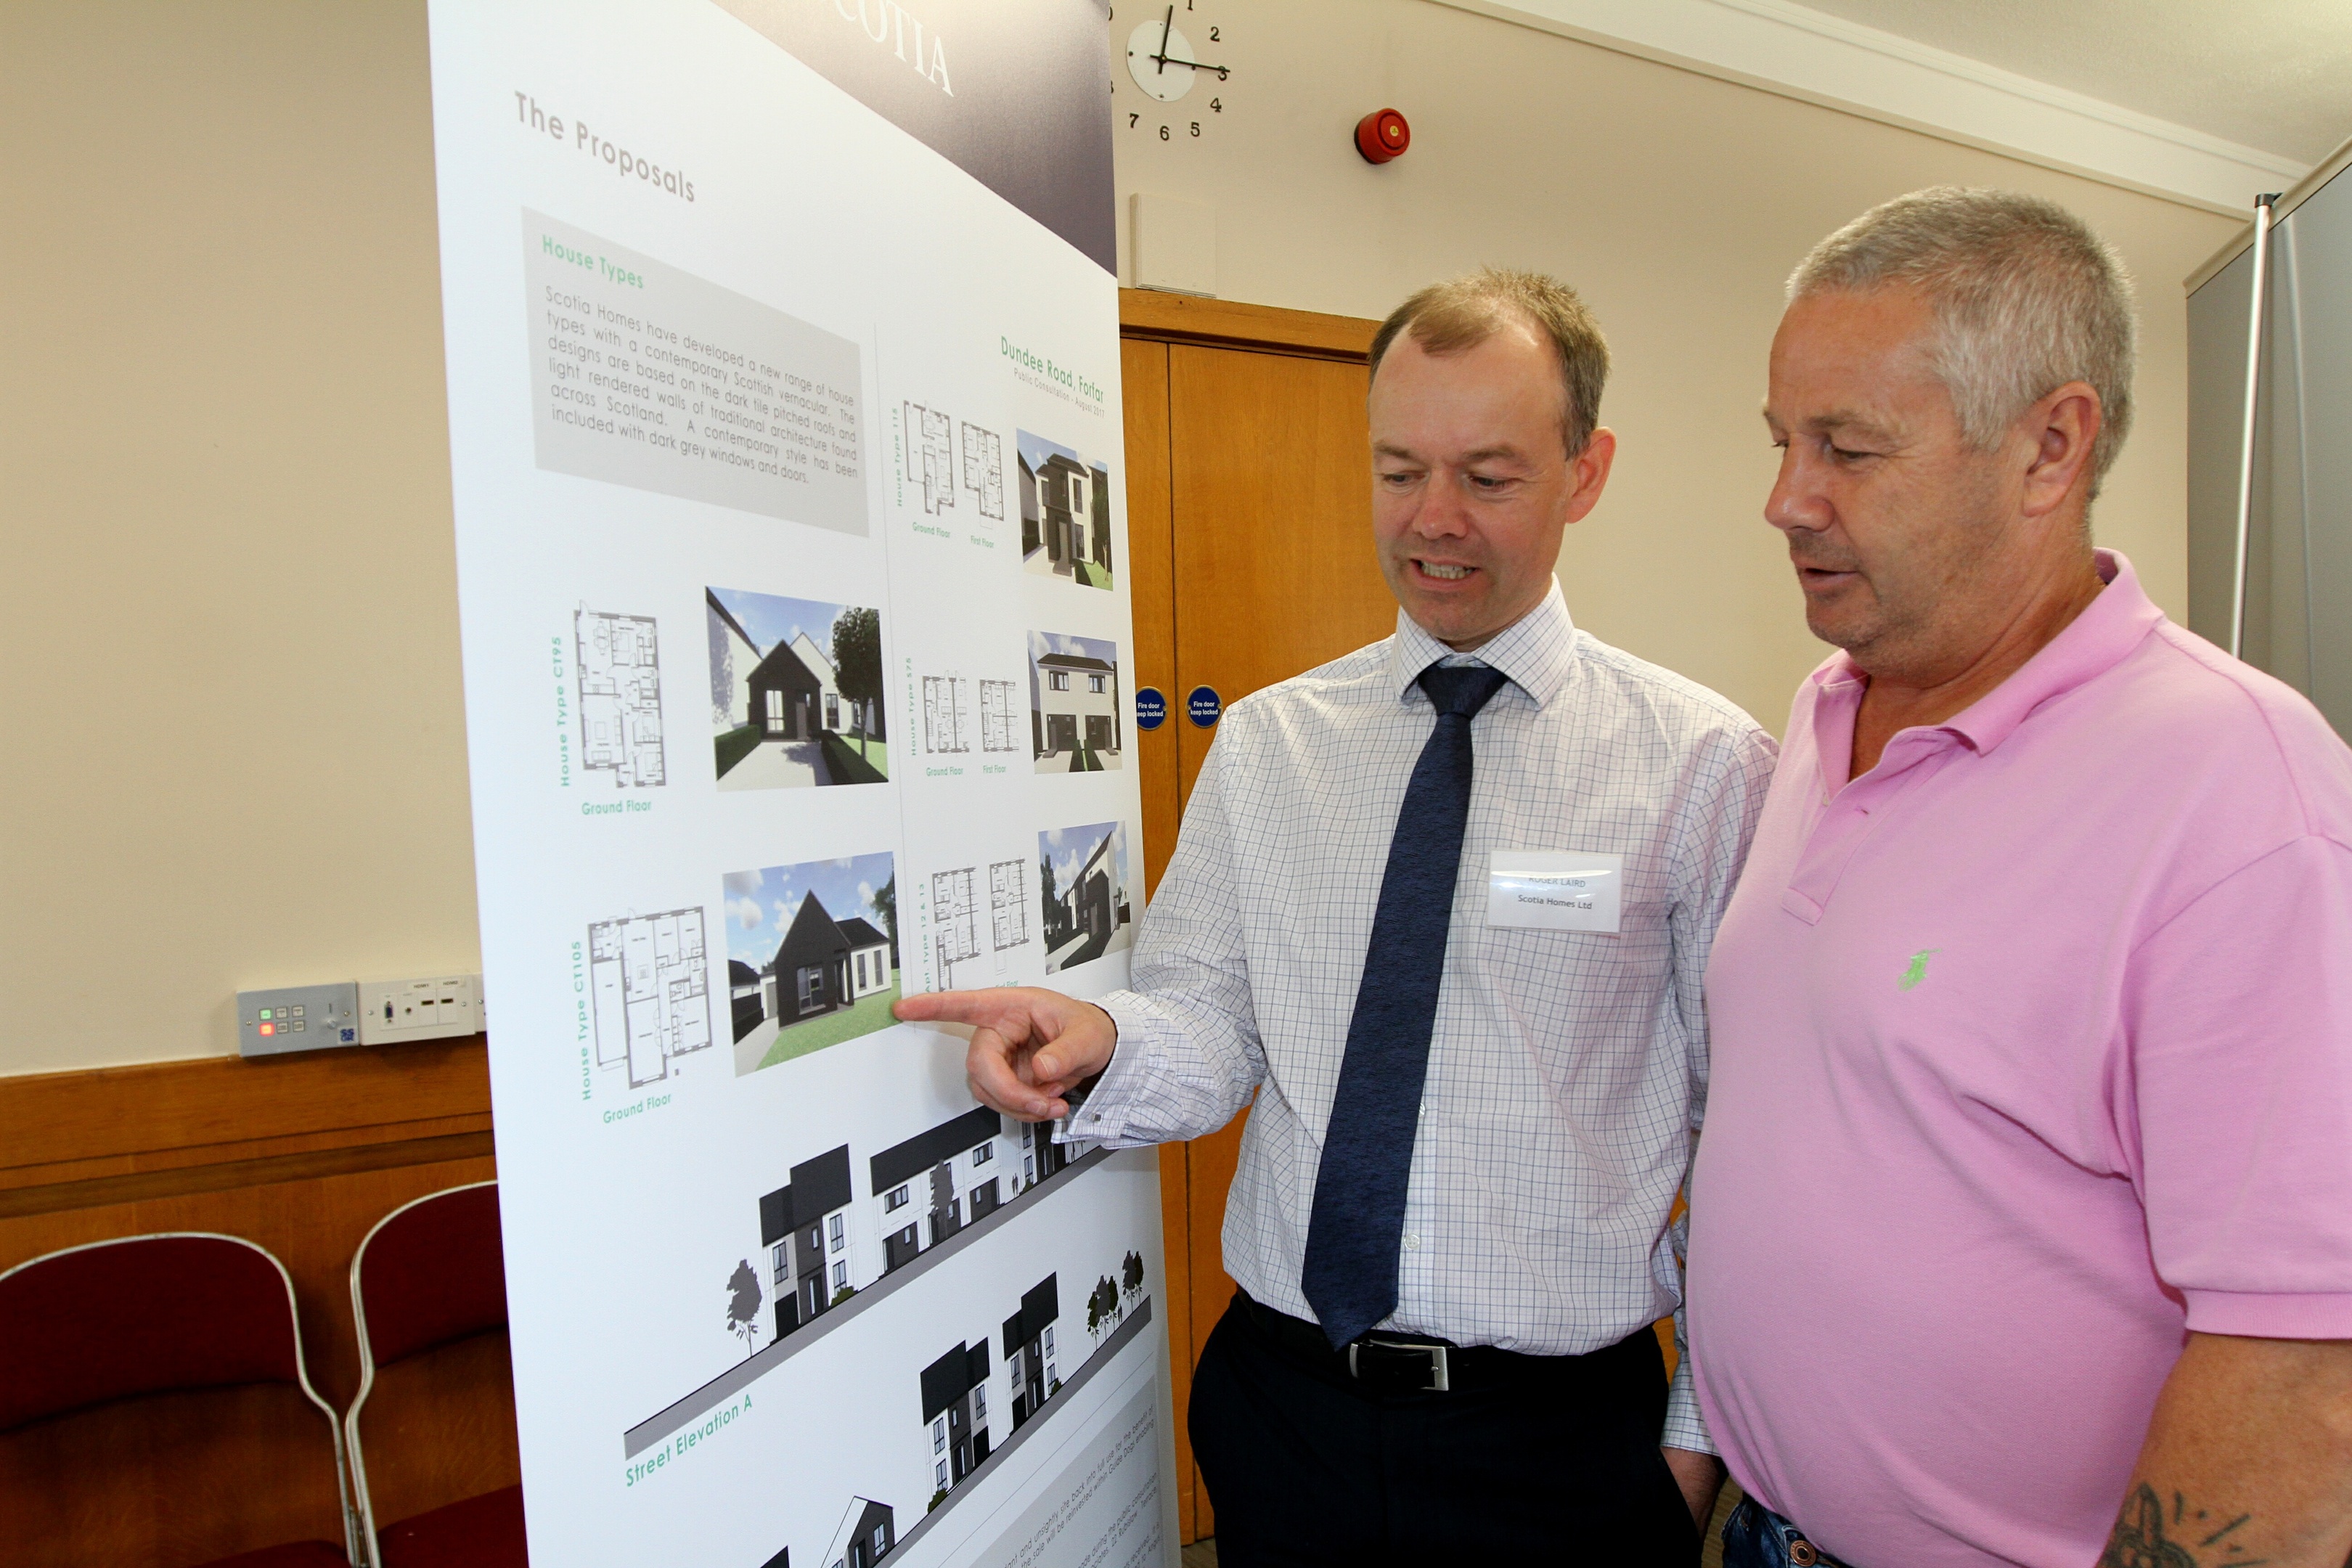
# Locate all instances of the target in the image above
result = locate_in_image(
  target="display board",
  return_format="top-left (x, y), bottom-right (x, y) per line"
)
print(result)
top-left (425, 4), bottom-right (1172, 1564)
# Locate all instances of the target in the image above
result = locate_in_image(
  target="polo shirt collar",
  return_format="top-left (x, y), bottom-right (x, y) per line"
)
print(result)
top-left (1806, 548), bottom-right (2164, 767)
top-left (1387, 579), bottom-right (1577, 710)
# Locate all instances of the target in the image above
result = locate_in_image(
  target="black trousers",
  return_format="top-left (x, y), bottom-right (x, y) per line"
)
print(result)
top-left (1188, 1291), bottom-right (1699, 1566)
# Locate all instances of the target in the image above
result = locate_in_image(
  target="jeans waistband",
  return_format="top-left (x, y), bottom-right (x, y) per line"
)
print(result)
top-left (1725, 1495), bottom-right (1857, 1568)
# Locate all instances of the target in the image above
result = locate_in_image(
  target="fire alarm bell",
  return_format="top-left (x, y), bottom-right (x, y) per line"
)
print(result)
top-left (1355, 109), bottom-right (1410, 164)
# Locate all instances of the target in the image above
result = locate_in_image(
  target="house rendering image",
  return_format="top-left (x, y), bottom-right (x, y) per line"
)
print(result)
top-left (723, 853), bottom-right (899, 1075)
top-left (759, 1145), bottom-right (857, 1339)
top-left (1028, 632), bottom-right (1122, 772)
top-left (1017, 430), bottom-right (1112, 590)
top-left (1041, 822), bottom-right (1133, 973)
top-left (706, 587), bottom-right (888, 790)
top-left (870, 1106), bottom-right (1012, 1274)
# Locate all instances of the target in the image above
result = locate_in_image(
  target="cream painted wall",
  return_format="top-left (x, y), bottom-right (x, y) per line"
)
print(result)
top-left (1, 1), bottom-right (2237, 1077)
top-left (4, 4), bottom-right (472, 1077)
top-left (1111, 1), bottom-right (2242, 731)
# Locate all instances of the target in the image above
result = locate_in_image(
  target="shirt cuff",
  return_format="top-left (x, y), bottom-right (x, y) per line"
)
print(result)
top-left (2182, 1289), bottom-right (2352, 1340)
top-left (1053, 991), bottom-right (1157, 1148)
top-left (1661, 1350), bottom-right (1717, 1455)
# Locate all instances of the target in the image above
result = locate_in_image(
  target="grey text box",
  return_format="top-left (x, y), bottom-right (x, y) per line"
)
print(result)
top-left (523, 211), bottom-right (866, 533)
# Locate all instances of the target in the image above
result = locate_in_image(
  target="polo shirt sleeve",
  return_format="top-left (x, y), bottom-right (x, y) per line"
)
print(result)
top-left (2123, 833), bottom-right (2352, 1339)
top-left (1064, 724), bottom-right (1268, 1149)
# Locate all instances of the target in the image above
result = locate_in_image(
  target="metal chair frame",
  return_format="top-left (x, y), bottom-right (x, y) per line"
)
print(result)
top-left (343, 1179), bottom-right (505, 1568)
top-left (0, 1230), bottom-right (362, 1565)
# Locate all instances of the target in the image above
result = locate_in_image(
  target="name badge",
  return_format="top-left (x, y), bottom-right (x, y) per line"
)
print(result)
top-left (1487, 851), bottom-right (1623, 934)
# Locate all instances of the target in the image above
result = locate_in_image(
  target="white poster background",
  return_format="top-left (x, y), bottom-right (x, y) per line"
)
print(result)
top-left (425, 4), bottom-right (1175, 1564)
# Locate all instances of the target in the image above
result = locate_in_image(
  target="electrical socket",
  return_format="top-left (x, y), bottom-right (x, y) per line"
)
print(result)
top-left (359, 974), bottom-right (483, 1045)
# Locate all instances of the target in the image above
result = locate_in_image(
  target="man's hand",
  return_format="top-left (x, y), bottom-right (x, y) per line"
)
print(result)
top-left (894, 987), bottom-right (1119, 1122)
top-left (1664, 1447), bottom-right (1727, 1536)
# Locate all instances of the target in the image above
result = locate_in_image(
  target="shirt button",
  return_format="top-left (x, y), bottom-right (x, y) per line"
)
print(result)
top-left (1402, 1233), bottom-right (1421, 1251)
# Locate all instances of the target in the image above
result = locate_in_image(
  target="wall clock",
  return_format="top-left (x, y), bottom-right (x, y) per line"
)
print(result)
top-left (1113, 4), bottom-right (1228, 143)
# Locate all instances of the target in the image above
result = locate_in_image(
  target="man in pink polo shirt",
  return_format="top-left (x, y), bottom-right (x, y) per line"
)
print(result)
top-left (1692, 187), bottom-right (2352, 1568)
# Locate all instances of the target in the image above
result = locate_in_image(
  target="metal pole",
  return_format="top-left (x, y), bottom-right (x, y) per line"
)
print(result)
top-left (2232, 193), bottom-right (2279, 660)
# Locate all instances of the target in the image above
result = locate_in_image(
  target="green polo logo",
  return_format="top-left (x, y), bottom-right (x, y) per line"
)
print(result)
top-left (1899, 949), bottom-right (1940, 991)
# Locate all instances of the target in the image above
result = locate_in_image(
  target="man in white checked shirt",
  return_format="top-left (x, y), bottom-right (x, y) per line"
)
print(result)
top-left (898, 270), bottom-right (1775, 1563)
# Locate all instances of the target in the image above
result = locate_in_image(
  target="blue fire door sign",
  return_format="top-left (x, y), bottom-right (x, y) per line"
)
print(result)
top-left (1134, 687), bottom-right (1167, 731)
top-left (1188, 685), bottom-right (1223, 727)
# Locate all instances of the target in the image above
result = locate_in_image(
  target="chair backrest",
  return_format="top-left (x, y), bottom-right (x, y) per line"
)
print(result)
top-left (347, 1181), bottom-right (510, 1568)
top-left (1, 1232), bottom-right (317, 1429)
top-left (0, 1232), bottom-right (356, 1561)
top-left (352, 1180), bottom-right (507, 1368)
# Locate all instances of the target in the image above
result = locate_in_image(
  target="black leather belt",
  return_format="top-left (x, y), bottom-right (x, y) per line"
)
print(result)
top-left (1234, 1289), bottom-right (1644, 1397)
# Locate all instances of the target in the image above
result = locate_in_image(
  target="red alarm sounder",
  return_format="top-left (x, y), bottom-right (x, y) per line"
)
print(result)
top-left (1355, 108), bottom-right (1410, 165)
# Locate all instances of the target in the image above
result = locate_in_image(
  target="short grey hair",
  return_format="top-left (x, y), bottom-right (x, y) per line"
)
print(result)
top-left (1788, 187), bottom-right (2138, 495)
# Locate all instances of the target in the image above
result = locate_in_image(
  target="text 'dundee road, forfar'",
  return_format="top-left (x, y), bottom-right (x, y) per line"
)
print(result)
top-left (524, 211), bottom-right (866, 532)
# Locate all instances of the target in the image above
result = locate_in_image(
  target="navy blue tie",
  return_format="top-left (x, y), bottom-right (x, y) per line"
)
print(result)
top-left (1300, 661), bottom-right (1511, 1349)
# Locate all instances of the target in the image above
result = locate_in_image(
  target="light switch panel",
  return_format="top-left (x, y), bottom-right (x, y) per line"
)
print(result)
top-left (237, 982), bottom-right (363, 1057)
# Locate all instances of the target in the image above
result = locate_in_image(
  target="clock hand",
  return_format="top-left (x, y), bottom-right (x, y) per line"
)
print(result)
top-left (1154, 5), bottom-right (1174, 75)
top-left (1150, 55), bottom-right (1225, 73)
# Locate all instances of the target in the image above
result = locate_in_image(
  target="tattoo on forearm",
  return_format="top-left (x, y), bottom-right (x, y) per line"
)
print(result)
top-left (2099, 1484), bottom-right (2267, 1568)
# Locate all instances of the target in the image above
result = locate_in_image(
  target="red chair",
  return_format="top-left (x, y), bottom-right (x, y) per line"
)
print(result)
top-left (347, 1181), bottom-right (526, 1567)
top-left (0, 1232), bottom-right (357, 1567)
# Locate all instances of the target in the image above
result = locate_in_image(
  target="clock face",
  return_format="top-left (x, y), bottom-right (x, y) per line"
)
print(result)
top-left (1126, 20), bottom-right (1199, 103)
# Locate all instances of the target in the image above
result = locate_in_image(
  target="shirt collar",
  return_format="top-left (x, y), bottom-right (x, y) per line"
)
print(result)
top-left (1803, 547), bottom-right (2164, 764)
top-left (1386, 579), bottom-right (1577, 709)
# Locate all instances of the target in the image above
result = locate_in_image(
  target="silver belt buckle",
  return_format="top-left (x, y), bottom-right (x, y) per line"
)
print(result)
top-left (1347, 1337), bottom-right (1451, 1392)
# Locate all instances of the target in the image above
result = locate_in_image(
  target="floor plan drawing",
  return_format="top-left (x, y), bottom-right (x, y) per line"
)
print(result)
top-left (933, 866), bottom-right (982, 989)
top-left (922, 674), bottom-right (971, 756)
top-left (905, 401), bottom-right (955, 515)
top-left (574, 606), bottom-right (667, 788)
top-left (988, 859), bottom-right (1029, 960)
top-left (960, 422), bottom-right (1004, 520)
top-left (588, 907), bottom-right (714, 1088)
top-left (979, 679), bottom-right (1019, 754)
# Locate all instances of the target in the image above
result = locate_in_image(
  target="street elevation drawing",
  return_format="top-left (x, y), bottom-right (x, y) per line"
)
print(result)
top-left (1029, 632), bottom-right (1124, 772)
top-left (587, 907), bottom-right (714, 1090)
top-left (1018, 430), bottom-right (1113, 590)
top-left (723, 854), bottom-right (898, 1076)
top-left (574, 607), bottom-right (666, 788)
top-left (707, 588), bottom-right (888, 790)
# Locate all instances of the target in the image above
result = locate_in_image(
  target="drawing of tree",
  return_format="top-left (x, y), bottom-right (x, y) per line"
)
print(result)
top-left (831, 606), bottom-right (883, 754)
top-left (724, 1259), bottom-right (763, 1358)
top-left (1086, 1274), bottom-right (1119, 1342)
top-left (1122, 1249), bottom-right (1144, 1304)
top-left (873, 874), bottom-right (898, 969)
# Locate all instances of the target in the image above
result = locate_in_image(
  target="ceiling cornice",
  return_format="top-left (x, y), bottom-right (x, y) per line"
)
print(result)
top-left (1426, 0), bottom-right (2306, 217)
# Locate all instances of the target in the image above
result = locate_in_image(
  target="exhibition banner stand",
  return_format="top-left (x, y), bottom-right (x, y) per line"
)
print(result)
top-left (424, 4), bottom-right (1174, 1563)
